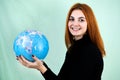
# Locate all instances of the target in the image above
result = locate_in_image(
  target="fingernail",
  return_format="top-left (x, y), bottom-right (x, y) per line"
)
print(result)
top-left (16, 56), bottom-right (18, 60)
top-left (32, 55), bottom-right (34, 57)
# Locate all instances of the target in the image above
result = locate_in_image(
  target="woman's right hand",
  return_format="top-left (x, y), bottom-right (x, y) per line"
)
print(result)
top-left (17, 55), bottom-right (47, 74)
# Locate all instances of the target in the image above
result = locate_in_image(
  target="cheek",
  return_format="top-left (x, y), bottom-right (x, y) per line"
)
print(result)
top-left (84, 26), bottom-right (88, 33)
top-left (68, 21), bottom-right (72, 27)
top-left (82, 23), bottom-right (87, 29)
top-left (84, 27), bottom-right (87, 32)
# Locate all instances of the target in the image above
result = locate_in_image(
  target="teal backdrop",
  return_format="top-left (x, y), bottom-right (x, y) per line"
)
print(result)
top-left (0, 0), bottom-right (120, 80)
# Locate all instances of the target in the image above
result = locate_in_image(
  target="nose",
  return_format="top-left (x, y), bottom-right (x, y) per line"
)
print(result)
top-left (73, 20), bottom-right (79, 27)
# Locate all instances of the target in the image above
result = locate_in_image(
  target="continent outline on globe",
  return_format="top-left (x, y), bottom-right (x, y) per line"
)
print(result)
top-left (13, 29), bottom-right (49, 62)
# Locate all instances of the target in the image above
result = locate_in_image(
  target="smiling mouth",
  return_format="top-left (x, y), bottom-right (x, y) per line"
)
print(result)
top-left (71, 27), bottom-right (81, 31)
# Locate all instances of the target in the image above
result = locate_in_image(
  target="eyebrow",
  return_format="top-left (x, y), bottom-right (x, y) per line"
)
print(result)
top-left (70, 16), bottom-right (85, 19)
top-left (79, 17), bottom-right (85, 19)
top-left (69, 16), bottom-right (74, 18)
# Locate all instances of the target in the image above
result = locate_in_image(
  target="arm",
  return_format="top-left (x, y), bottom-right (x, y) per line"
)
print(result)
top-left (17, 55), bottom-right (57, 80)
top-left (17, 55), bottom-right (47, 74)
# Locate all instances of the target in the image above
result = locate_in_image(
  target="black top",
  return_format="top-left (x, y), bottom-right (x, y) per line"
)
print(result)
top-left (42, 35), bottom-right (104, 80)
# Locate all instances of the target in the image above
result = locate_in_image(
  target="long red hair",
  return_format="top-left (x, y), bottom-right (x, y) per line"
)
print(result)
top-left (65, 3), bottom-right (106, 57)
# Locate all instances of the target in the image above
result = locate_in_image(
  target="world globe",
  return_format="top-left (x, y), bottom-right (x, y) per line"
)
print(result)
top-left (13, 30), bottom-right (49, 62)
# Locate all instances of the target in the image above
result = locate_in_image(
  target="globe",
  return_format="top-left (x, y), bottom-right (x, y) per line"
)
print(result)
top-left (13, 30), bottom-right (49, 62)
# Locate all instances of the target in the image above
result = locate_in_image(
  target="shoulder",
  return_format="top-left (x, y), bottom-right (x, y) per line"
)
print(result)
top-left (84, 42), bottom-right (102, 59)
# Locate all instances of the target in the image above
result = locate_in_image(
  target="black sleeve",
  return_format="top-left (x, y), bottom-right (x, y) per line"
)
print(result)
top-left (42, 62), bottom-right (58, 80)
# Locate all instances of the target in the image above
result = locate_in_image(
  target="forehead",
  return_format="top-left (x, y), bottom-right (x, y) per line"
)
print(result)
top-left (70, 9), bottom-right (85, 17)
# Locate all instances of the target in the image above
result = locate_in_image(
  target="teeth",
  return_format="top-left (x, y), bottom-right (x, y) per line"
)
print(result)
top-left (71, 27), bottom-right (81, 30)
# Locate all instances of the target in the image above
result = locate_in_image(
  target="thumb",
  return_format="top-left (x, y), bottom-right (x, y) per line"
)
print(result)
top-left (32, 55), bottom-right (39, 61)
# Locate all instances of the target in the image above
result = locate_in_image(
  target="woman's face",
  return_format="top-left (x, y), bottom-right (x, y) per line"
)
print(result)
top-left (68, 9), bottom-right (87, 40)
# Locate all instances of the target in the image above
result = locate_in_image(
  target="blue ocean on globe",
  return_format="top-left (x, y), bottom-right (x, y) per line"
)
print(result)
top-left (13, 30), bottom-right (49, 62)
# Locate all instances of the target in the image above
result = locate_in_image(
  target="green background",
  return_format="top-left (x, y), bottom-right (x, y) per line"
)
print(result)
top-left (0, 0), bottom-right (120, 80)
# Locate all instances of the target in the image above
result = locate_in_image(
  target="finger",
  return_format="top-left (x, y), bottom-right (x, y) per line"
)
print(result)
top-left (32, 55), bottom-right (39, 61)
top-left (21, 55), bottom-right (32, 64)
top-left (17, 56), bottom-right (25, 65)
top-left (19, 56), bottom-right (33, 68)
top-left (16, 56), bottom-right (19, 60)
top-left (32, 55), bottom-right (44, 65)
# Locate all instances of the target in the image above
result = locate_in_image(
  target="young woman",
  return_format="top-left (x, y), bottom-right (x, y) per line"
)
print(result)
top-left (17, 3), bottom-right (106, 80)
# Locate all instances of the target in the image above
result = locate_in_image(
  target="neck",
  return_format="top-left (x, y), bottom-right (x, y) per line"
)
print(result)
top-left (74, 35), bottom-right (83, 40)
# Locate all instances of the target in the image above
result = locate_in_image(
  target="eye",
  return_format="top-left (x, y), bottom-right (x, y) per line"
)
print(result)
top-left (79, 18), bottom-right (85, 22)
top-left (69, 18), bottom-right (74, 21)
top-left (69, 16), bottom-right (74, 21)
top-left (79, 19), bottom-right (84, 22)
